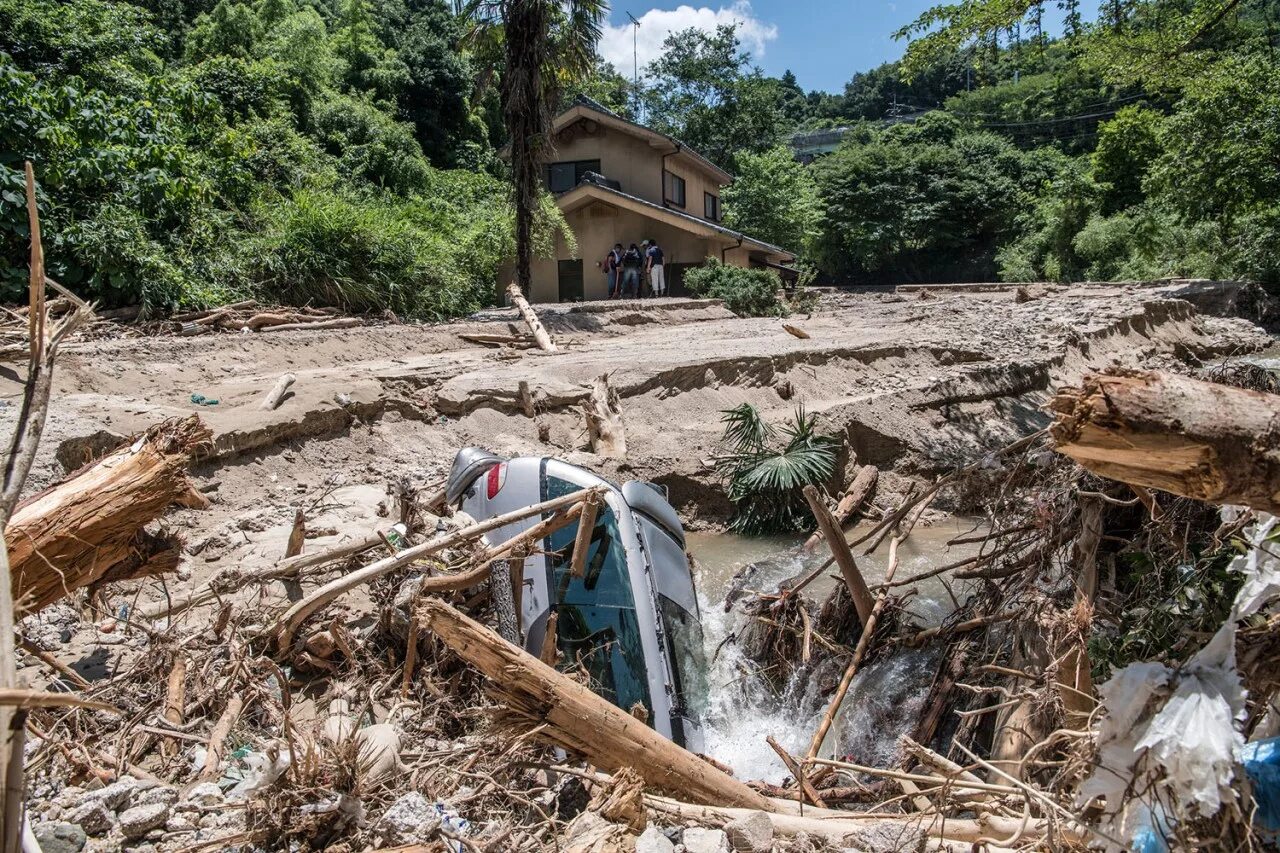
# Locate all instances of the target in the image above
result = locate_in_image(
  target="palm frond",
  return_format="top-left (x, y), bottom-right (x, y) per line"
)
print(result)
top-left (719, 403), bottom-right (773, 455)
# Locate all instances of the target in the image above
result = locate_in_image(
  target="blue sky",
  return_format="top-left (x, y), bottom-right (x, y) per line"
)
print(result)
top-left (599, 1), bottom-right (1078, 94)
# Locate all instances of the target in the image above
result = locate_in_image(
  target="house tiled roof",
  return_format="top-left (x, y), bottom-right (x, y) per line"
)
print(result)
top-left (565, 178), bottom-right (796, 259)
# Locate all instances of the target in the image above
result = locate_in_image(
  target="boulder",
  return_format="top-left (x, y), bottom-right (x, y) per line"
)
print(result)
top-left (725, 812), bottom-right (773, 853)
top-left (635, 825), bottom-right (676, 853)
top-left (33, 822), bottom-right (87, 853)
top-left (183, 781), bottom-right (225, 808)
top-left (65, 800), bottom-right (113, 837)
top-left (118, 803), bottom-right (169, 839)
top-left (682, 827), bottom-right (730, 853)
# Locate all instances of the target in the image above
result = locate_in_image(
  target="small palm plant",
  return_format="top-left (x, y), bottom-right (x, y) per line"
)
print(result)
top-left (715, 403), bottom-right (840, 535)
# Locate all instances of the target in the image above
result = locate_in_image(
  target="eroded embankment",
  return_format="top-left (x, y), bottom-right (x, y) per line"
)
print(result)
top-left (2, 283), bottom-right (1271, 530)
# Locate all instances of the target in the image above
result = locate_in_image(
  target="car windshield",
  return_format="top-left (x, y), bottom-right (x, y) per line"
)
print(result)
top-left (543, 476), bottom-right (653, 719)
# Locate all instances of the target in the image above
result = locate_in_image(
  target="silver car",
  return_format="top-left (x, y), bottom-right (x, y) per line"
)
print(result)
top-left (446, 448), bottom-right (707, 751)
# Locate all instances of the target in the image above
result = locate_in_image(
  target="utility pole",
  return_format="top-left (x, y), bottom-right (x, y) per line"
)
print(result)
top-left (627, 11), bottom-right (641, 120)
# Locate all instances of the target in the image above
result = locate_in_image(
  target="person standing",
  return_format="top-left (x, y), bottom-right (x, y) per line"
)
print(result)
top-left (602, 243), bottom-right (623, 299)
top-left (621, 242), bottom-right (643, 298)
top-left (643, 239), bottom-right (666, 298)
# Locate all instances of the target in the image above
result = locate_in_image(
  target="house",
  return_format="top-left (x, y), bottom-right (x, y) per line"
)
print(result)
top-left (506, 95), bottom-right (797, 303)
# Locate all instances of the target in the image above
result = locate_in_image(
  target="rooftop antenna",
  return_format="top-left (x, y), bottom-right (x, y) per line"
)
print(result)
top-left (627, 11), bottom-right (641, 120)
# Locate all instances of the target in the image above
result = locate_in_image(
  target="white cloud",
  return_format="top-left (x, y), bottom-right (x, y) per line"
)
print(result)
top-left (599, 2), bottom-right (779, 77)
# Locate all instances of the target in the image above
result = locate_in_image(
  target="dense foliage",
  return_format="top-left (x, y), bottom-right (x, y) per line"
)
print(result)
top-left (720, 146), bottom-right (820, 254)
top-left (715, 403), bottom-right (839, 535)
top-left (682, 258), bottom-right (786, 317)
top-left (0, 0), bottom-right (557, 315)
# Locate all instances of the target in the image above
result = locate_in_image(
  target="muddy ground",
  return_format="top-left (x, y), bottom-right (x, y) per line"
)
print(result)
top-left (1, 281), bottom-right (1270, 665)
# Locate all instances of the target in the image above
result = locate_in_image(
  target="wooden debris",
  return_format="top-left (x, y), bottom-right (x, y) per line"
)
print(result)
top-left (801, 465), bottom-right (878, 553)
top-left (419, 597), bottom-right (775, 811)
top-left (162, 655), bottom-right (187, 758)
top-left (583, 373), bottom-right (626, 459)
top-left (260, 373), bottom-right (297, 411)
top-left (517, 380), bottom-right (537, 417)
top-left (197, 694), bottom-right (245, 781)
top-left (1050, 370), bottom-right (1280, 513)
top-left (782, 323), bottom-right (810, 339)
top-left (765, 736), bottom-right (826, 808)
top-left (586, 766), bottom-right (647, 831)
top-left (285, 509), bottom-right (306, 558)
top-left (802, 485), bottom-right (874, 626)
top-left (272, 488), bottom-right (600, 649)
top-left (258, 317), bottom-right (362, 333)
top-left (506, 282), bottom-right (558, 352)
top-left (569, 492), bottom-right (601, 578)
top-left (7, 416), bottom-right (210, 614)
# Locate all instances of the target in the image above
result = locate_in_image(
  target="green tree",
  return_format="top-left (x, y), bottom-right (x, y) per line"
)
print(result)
top-left (641, 24), bottom-right (786, 172)
top-left (1091, 105), bottom-right (1162, 212)
top-left (464, 0), bottom-right (606, 300)
top-left (185, 0), bottom-right (262, 61)
top-left (721, 146), bottom-right (820, 253)
top-left (579, 58), bottom-right (636, 120)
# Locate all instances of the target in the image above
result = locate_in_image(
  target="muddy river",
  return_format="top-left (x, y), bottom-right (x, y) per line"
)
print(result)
top-left (685, 518), bottom-right (988, 781)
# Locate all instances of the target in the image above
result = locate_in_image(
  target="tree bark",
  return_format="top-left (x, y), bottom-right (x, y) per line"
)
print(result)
top-left (7, 416), bottom-right (210, 615)
top-left (801, 485), bottom-right (873, 626)
top-left (260, 373), bottom-right (296, 410)
top-left (1049, 370), bottom-right (1280, 512)
top-left (506, 282), bottom-right (557, 352)
top-left (419, 598), bottom-right (774, 811)
top-left (801, 466), bottom-right (877, 553)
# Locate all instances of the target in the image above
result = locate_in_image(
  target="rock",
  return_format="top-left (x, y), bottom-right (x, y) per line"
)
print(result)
top-left (682, 827), bottom-right (729, 853)
top-left (562, 811), bottom-right (633, 853)
top-left (118, 803), bottom-right (169, 839)
top-left (135, 786), bottom-right (178, 807)
top-left (165, 814), bottom-right (197, 833)
top-left (33, 822), bottom-right (87, 853)
top-left (844, 822), bottom-right (927, 851)
top-left (724, 812), bottom-right (773, 853)
top-left (84, 777), bottom-right (137, 811)
top-left (636, 825), bottom-right (676, 853)
top-left (183, 781), bottom-right (225, 808)
top-left (375, 792), bottom-right (438, 844)
top-left (65, 801), bottom-right (113, 837)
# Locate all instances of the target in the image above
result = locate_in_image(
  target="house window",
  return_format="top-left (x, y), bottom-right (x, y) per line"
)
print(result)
top-left (704, 192), bottom-right (720, 221)
top-left (664, 171), bottom-right (686, 208)
top-left (546, 159), bottom-right (601, 193)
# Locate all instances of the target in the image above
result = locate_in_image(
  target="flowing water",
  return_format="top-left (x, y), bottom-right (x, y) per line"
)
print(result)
top-left (685, 518), bottom-right (988, 782)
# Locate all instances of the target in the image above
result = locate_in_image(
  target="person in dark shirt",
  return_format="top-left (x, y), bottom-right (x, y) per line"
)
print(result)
top-left (602, 243), bottom-right (623, 299)
top-left (643, 239), bottom-right (666, 298)
top-left (621, 243), bottom-right (643, 298)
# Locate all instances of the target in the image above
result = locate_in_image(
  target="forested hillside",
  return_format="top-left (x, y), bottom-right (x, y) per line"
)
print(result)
top-left (1, 0), bottom-right (1277, 314)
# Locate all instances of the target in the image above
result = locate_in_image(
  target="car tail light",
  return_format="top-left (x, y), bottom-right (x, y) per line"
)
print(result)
top-left (486, 463), bottom-right (507, 499)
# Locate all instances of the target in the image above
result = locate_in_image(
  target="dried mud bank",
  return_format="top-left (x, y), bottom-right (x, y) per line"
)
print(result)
top-left (2, 282), bottom-right (1271, 524)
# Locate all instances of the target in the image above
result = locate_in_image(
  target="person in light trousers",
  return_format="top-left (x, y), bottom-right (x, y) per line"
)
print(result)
top-left (643, 239), bottom-right (666, 297)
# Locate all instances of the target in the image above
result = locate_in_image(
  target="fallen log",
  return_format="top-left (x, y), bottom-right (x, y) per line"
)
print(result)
top-left (801, 465), bottom-right (878, 553)
top-left (1049, 370), bottom-right (1280, 513)
top-left (782, 323), bottom-right (810, 340)
top-left (583, 373), bottom-right (626, 459)
top-left (257, 317), bottom-right (362, 333)
top-left (260, 373), bottom-right (296, 411)
top-left (7, 416), bottom-right (210, 615)
top-left (506, 282), bottom-right (557, 352)
top-left (419, 597), bottom-right (774, 811)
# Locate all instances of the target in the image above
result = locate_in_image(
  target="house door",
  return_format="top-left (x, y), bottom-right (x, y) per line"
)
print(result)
top-left (558, 259), bottom-right (584, 302)
top-left (666, 263), bottom-right (696, 298)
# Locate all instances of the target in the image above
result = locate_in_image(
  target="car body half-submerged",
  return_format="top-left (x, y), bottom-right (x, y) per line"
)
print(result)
top-left (446, 448), bottom-right (707, 751)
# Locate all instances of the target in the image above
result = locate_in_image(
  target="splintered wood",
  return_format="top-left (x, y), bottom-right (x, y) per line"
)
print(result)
top-left (6, 416), bottom-right (210, 615)
top-left (583, 373), bottom-right (626, 459)
top-left (1050, 370), bottom-right (1280, 513)
top-left (419, 598), bottom-right (774, 812)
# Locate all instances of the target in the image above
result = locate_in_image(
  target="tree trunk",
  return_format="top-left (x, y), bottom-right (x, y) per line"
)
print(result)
top-left (7, 416), bottom-right (210, 615)
top-left (420, 597), bottom-right (774, 812)
top-left (506, 283), bottom-right (557, 352)
top-left (802, 466), bottom-right (877, 553)
top-left (801, 485), bottom-right (873, 626)
top-left (1049, 370), bottom-right (1280, 512)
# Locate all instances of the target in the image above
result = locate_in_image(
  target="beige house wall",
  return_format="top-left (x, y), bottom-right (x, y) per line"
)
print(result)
top-left (549, 125), bottom-right (666, 203)
top-left (660, 151), bottom-right (724, 223)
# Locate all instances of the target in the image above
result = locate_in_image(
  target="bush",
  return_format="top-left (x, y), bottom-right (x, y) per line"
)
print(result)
top-left (682, 258), bottom-right (786, 317)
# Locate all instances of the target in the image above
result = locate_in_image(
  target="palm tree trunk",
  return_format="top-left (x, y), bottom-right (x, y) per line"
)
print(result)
top-left (502, 0), bottom-right (551, 296)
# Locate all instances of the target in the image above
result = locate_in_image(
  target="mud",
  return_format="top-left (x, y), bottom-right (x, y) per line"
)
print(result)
top-left (0, 281), bottom-right (1270, 663)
